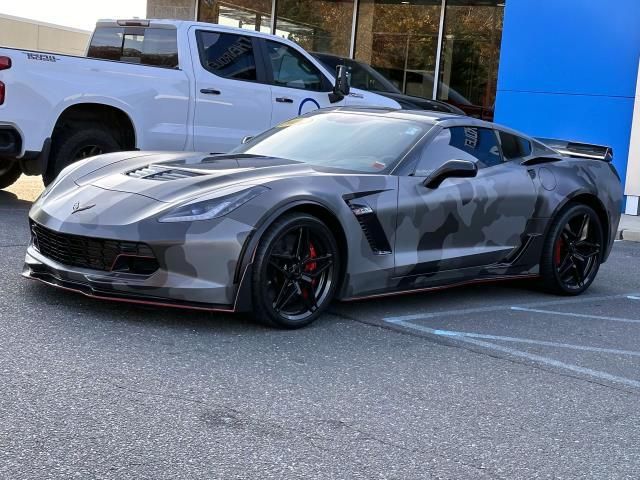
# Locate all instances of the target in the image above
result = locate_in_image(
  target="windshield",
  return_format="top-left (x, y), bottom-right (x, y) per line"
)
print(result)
top-left (232, 112), bottom-right (432, 173)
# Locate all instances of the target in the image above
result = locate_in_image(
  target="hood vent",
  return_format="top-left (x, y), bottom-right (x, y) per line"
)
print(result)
top-left (125, 164), bottom-right (204, 181)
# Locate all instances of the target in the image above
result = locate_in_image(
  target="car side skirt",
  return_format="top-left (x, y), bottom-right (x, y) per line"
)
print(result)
top-left (341, 274), bottom-right (540, 302)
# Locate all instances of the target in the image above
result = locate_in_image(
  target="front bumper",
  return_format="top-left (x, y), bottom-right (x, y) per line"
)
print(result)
top-left (23, 245), bottom-right (240, 312)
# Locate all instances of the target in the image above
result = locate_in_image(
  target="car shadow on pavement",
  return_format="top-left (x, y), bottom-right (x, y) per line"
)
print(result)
top-left (0, 190), bottom-right (34, 211)
top-left (22, 278), bottom-right (328, 334)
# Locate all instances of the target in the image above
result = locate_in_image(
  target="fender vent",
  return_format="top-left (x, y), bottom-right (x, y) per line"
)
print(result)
top-left (125, 164), bottom-right (204, 181)
top-left (348, 202), bottom-right (392, 255)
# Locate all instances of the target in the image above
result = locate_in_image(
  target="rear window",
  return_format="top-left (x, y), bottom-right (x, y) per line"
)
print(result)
top-left (87, 27), bottom-right (178, 68)
top-left (498, 131), bottom-right (532, 160)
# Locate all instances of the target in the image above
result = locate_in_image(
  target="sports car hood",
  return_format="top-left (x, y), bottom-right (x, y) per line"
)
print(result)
top-left (74, 152), bottom-right (318, 204)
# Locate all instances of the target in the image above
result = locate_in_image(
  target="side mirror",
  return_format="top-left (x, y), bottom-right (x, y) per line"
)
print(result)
top-left (330, 64), bottom-right (350, 103)
top-left (423, 159), bottom-right (477, 189)
top-left (241, 136), bottom-right (253, 145)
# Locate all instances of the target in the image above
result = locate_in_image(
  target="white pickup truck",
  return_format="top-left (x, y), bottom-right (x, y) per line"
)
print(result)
top-left (0, 19), bottom-right (400, 188)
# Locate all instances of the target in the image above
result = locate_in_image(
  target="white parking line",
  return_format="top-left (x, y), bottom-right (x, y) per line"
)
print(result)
top-left (628, 296), bottom-right (640, 300)
top-left (430, 329), bottom-right (640, 357)
top-left (510, 306), bottom-right (640, 324)
top-left (384, 292), bottom-right (640, 323)
top-left (386, 320), bottom-right (640, 389)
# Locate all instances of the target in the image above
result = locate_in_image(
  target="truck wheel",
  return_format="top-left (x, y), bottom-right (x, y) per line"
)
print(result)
top-left (0, 161), bottom-right (22, 189)
top-left (44, 127), bottom-right (121, 185)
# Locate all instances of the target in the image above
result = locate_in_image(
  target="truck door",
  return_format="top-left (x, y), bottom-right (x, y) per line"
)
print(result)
top-left (189, 28), bottom-right (272, 153)
top-left (259, 39), bottom-right (345, 125)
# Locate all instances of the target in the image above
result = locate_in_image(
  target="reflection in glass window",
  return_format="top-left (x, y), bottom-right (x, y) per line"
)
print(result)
top-left (87, 27), bottom-right (179, 68)
top-left (234, 113), bottom-right (432, 173)
top-left (436, 0), bottom-right (505, 121)
top-left (196, 31), bottom-right (257, 80)
top-left (498, 131), bottom-right (532, 160)
top-left (265, 41), bottom-right (324, 91)
top-left (198, 0), bottom-right (272, 32)
top-left (313, 53), bottom-right (399, 92)
top-left (274, 0), bottom-right (355, 57)
top-left (355, 0), bottom-right (442, 98)
top-left (416, 126), bottom-right (501, 176)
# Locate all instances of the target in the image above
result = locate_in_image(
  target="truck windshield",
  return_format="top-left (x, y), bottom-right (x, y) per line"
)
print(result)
top-left (232, 112), bottom-right (431, 174)
top-left (87, 27), bottom-right (178, 69)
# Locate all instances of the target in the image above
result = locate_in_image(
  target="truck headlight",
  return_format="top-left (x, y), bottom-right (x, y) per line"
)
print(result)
top-left (158, 186), bottom-right (268, 223)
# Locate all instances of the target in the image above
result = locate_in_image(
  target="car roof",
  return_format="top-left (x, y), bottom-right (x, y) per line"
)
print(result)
top-left (313, 107), bottom-right (538, 140)
top-left (323, 106), bottom-right (488, 126)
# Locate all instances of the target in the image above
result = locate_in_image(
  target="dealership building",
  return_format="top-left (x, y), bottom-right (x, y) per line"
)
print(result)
top-left (147, 0), bottom-right (640, 214)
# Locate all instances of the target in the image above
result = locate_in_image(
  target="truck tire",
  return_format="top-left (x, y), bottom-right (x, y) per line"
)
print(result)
top-left (44, 127), bottom-right (121, 185)
top-left (0, 161), bottom-right (22, 189)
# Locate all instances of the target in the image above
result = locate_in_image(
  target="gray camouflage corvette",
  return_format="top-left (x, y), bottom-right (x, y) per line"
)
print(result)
top-left (24, 108), bottom-right (622, 328)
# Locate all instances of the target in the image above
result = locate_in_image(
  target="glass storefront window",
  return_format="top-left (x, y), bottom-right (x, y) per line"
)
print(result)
top-left (198, 0), bottom-right (273, 33)
top-left (194, 0), bottom-right (506, 120)
top-left (354, 0), bottom-right (442, 98)
top-left (274, 0), bottom-right (355, 58)
top-left (436, 0), bottom-right (505, 120)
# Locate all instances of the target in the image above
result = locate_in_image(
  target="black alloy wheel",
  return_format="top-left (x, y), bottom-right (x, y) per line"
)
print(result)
top-left (541, 204), bottom-right (603, 295)
top-left (252, 213), bottom-right (339, 328)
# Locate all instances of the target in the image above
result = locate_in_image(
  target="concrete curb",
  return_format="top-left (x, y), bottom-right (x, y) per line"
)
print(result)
top-left (617, 229), bottom-right (640, 242)
top-left (617, 215), bottom-right (640, 242)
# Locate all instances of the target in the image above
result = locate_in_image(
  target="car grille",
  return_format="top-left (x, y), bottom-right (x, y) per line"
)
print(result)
top-left (30, 222), bottom-right (157, 273)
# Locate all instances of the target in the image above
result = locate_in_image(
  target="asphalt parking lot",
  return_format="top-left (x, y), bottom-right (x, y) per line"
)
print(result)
top-left (2, 176), bottom-right (640, 479)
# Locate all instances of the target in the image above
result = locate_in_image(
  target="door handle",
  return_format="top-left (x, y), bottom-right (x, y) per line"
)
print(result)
top-left (275, 97), bottom-right (294, 103)
top-left (200, 88), bottom-right (221, 95)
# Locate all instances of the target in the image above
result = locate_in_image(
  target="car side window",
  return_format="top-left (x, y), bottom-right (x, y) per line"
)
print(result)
top-left (414, 126), bottom-right (502, 176)
top-left (265, 40), bottom-right (325, 91)
top-left (498, 131), bottom-right (532, 160)
top-left (196, 31), bottom-right (258, 81)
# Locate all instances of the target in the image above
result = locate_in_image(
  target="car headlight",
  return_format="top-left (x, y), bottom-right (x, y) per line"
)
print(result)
top-left (158, 185), bottom-right (269, 223)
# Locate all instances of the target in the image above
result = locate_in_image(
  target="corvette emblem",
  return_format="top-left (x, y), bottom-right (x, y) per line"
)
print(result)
top-left (72, 202), bottom-right (96, 214)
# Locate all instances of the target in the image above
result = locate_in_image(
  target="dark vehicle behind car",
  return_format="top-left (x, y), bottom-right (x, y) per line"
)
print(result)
top-left (313, 52), bottom-right (495, 120)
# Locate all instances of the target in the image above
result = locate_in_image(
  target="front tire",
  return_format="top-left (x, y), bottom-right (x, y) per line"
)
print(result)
top-left (43, 126), bottom-right (121, 185)
top-left (251, 213), bottom-right (340, 329)
top-left (540, 204), bottom-right (603, 295)
top-left (0, 161), bottom-right (22, 189)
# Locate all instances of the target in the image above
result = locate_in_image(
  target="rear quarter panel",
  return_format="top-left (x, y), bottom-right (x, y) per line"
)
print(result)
top-left (0, 48), bottom-right (191, 155)
top-left (533, 159), bottom-right (623, 259)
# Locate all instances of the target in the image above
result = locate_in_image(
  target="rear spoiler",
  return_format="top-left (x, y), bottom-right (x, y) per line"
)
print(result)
top-left (536, 138), bottom-right (613, 162)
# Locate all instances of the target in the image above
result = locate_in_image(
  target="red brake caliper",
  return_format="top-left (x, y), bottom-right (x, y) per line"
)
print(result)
top-left (302, 242), bottom-right (318, 299)
top-left (554, 237), bottom-right (564, 266)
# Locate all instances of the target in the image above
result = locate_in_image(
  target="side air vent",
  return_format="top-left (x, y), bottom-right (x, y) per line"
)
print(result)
top-left (125, 164), bottom-right (204, 181)
top-left (347, 202), bottom-right (392, 255)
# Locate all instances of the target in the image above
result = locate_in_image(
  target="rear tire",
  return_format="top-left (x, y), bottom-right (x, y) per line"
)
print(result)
top-left (540, 204), bottom-right (603, 295)
top-left (43, 126), bottom-right (121, 185)
top-left (251, 213), bottom-right (340, 329)
top-left (0, 161), bottom-right (22, 189)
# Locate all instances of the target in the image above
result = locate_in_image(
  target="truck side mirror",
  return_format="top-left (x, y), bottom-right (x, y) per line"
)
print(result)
top-left (330, 65), bottom-right (351, 103)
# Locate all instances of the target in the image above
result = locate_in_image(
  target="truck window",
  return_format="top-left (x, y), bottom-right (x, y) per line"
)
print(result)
top-left (196, 31), bottom-right (257, 81)
top-left (265, 41), bottom-right (324, 92)
top-left (87, 27), bottom-right (178, 68)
